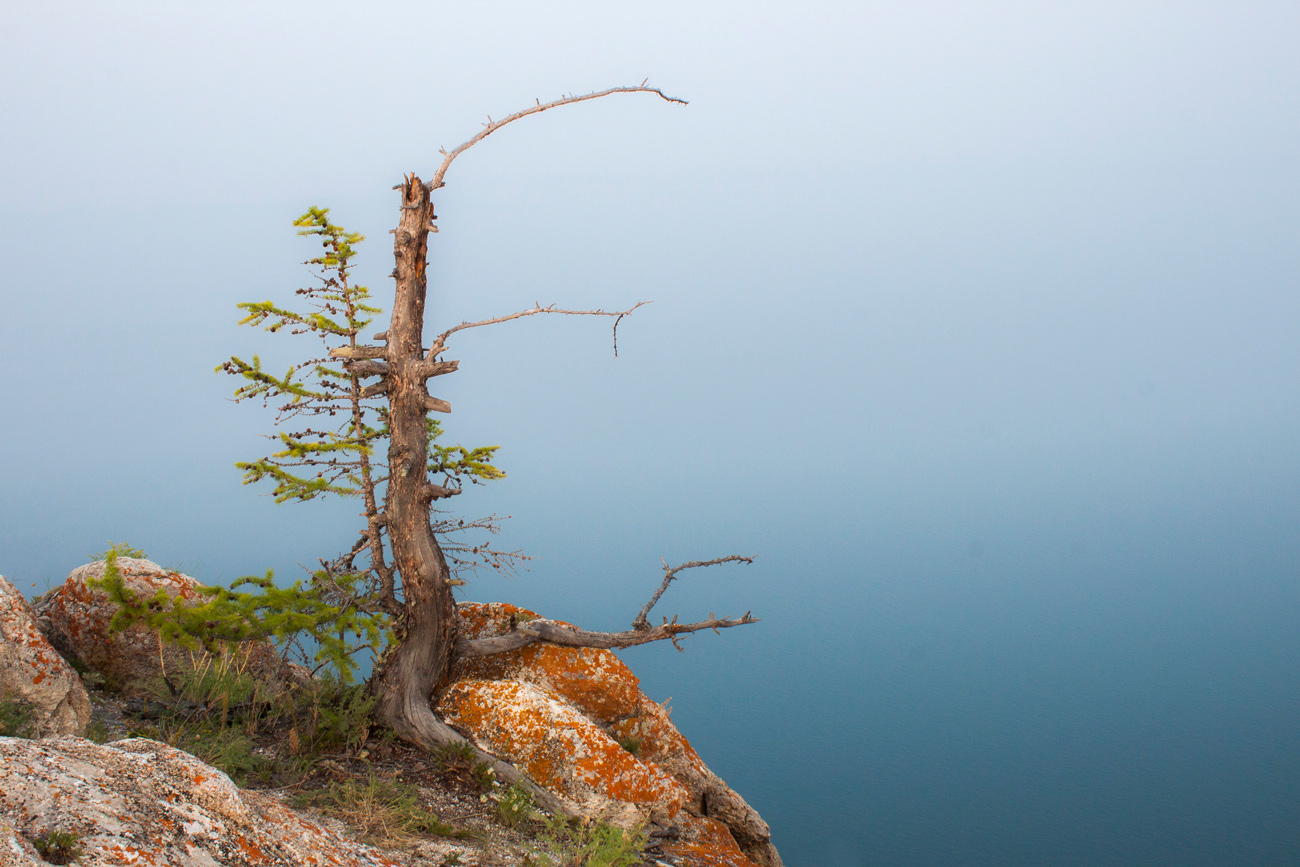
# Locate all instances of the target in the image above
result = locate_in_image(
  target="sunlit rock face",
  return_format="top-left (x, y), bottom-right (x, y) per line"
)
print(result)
top-left (33, 559), bottom-right (288, 694)
top-left (0, 575), bottom-right (90, 737)
top-left (445, 602), bottom-right (782, 867)
top-left (0, 736), bottom-right (400, 867)
top-left (441, 678), bottom-right (690, 827)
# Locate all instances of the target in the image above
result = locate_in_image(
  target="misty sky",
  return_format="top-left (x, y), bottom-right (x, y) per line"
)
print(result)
top-left (3, 3), bottom-right (1299, 864)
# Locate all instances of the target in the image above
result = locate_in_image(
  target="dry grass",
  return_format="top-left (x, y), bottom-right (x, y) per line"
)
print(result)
top-left (293, 774), bottom-right (467, 846)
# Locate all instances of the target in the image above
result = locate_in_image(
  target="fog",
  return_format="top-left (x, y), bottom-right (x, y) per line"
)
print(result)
top-left (3, 3), bottom-right (1299, 863)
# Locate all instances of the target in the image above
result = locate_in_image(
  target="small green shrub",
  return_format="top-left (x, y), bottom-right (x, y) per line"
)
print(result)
top-left (473, 760), bottom-right (496, 790)
top-left (0, 697), bottom-right (35, 738)
top-left (298, 678), bottom-right (374, 756)
top-left (430, 741), bottom-right (495, 791)
top-left (136, 650), bottom-right (263, 716)
top-left (494, 783), bottom-right (539, 829)
top-left (77, 669), bottom-right (106, 690)
top-left (533, 817), bottom-right (647, 867)
top-left (430, 741), bottom-right (476, 768)
top-left (615, 736), bottom-right (642, 757)
top-left (31, 829), bottom-right (83, 865)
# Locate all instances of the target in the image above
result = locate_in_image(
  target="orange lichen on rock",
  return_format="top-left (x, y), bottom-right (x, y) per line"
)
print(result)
top-left (664, 814), bottom-right (760, 867)
top-left (439, 678), bottom-right (689, 827)
top-left (453, 604), bottom-right (643, 723)
top-left (454, 601), bottom-right (529, 641)
top-left (0, 574), bottom-right (91, 736)
top-left (454, 604), bottom-right (709, 781)
top-left (611, 694), bottom-right (708, 775)
top-left (0, 736), bottom-right (403, 867)
top-left (448, 604), bottom-right (781, 867)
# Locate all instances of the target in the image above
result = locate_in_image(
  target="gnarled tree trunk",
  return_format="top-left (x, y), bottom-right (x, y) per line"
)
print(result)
top-left (372, 174), bottom-right (455, 728)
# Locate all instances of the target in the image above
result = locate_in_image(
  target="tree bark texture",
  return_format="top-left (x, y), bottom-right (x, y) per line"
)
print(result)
top-left (372, 175), bottom-right (458, 735)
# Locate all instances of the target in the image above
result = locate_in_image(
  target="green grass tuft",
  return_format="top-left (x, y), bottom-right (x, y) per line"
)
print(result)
top-left (31, 829), bottom-right (83, 865)
top-left (532, 816), bottom-right (647, 867)
top-left (0, 697), bottom-right (35, 738)
top-left (494, 783), bottom-right (539, 829)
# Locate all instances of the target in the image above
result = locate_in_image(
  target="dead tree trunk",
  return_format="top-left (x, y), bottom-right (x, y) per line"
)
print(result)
top-left (371, 174), bottom-right (458, 731)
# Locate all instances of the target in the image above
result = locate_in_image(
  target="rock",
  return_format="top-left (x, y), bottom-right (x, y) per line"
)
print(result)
top-left (447, 602), bottom-right (783, 867)
top-left (611, 696), bottom-right (779, 867)
top-left (0, 575), bottom-right (91, 737)
top-left (34, 559), bottom-right (289, 695)
top-left (1, 815), bottom-right (43, 866)
top-left (440, 678), bottom-right (690, 828)
top-left (664, 814), bottom-right (762, 867)
top-left (0, 736), bottom-right (401, 867)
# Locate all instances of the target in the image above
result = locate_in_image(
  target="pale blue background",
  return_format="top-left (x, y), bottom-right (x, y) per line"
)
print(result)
top-left (3, 3), bottom-right (1300, 864)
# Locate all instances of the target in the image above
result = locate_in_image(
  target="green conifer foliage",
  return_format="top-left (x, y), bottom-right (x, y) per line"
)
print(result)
top-left (91, 549), bottom-right (386, 682)
top-left (92, 210), bottom-right (518, 683)
top-left (221, 208), bottom-right (507, 505)
top-left (220, 208), bottom-right (392, 504)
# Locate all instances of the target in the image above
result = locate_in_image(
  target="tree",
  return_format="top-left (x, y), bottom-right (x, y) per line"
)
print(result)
top-left (218, 86), bottom-right (760, 809)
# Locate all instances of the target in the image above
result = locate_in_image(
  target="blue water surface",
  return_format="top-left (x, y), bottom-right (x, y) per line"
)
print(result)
top-left (611, 459), bottom-right (1300, 866)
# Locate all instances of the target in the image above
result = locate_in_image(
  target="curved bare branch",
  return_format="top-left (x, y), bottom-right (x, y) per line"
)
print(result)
top-left (635, 555), bottom-right (754, 629)
top-left (427, 85), bottom-right (687, 192)
top-left (427, 301), bottom-right (650, 360)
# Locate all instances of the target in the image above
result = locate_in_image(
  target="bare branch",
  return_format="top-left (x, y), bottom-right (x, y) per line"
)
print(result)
top-left (433, 512), bottom-right (531, 583)
top-left (456, 612), bottom-right (759, 658)
top-left (456, 554), bottom-right (758, 657)
top-left (427, 86), bottom-right (687, 192)
top-left (427, 301), bottom-right (650, 360)
top-left (358, 381), bottom-right (389, 399)
top-left (634, 555), bottom-right (754, 630)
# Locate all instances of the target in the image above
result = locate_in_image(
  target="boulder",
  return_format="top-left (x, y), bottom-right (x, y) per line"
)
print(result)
top-left (0, 736), bottom-right (401, 867)
top-left (440, 678), bottom-right (690, 828)
top-left (0, 575), bottom-right (90, 737)
top-left (34, 559), bottom-right (288, 695)
top-left (447, 602), bottom-right (782, 867)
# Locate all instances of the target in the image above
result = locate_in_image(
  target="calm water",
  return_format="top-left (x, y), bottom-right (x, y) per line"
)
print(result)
top-left (607, 468), bottom-right (1300, 866)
